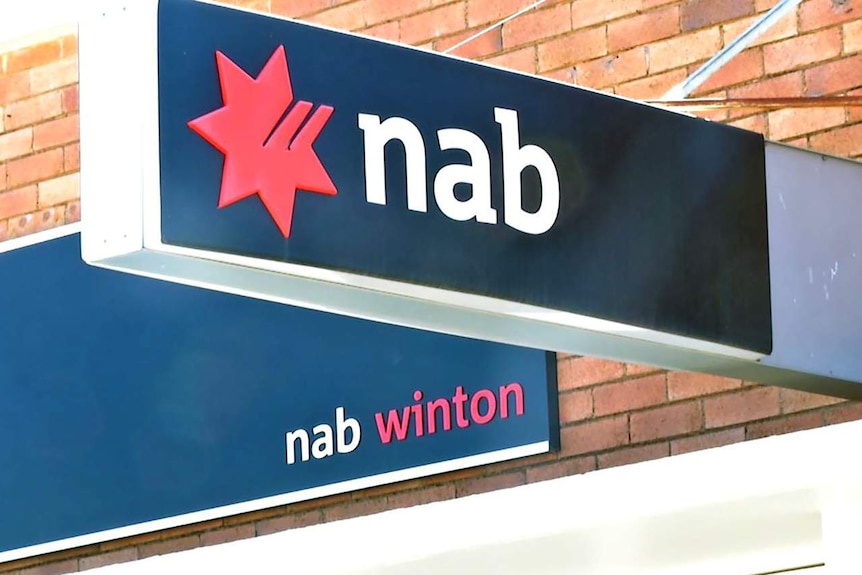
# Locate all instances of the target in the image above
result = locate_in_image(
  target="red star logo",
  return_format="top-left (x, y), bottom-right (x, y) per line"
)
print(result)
top-left (188, 46), bottom-right (337, 238)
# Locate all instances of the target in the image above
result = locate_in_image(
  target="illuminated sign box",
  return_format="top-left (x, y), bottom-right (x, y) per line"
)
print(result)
top-left (80, 0), bottom-right (772, 370)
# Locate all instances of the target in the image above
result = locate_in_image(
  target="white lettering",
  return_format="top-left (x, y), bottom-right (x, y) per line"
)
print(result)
top-left (336, 406), bottom-right (361, 454)
top-left (285, 406), bottom-right (362, 465)
top-left (311, 424), bottom-right (334, 459)
top-left (358, 113), bottom-right (427, 212)
top-left (434, 128), bottom-right (496, 224)
top-left (495, 107), bottom-right (560, 235)
top-left (285, 428), bottom-right (310, 465)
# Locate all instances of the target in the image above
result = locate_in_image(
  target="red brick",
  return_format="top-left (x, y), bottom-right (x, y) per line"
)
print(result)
top-left (729, 112), bottom-right (767, 134)
top-left (780, 388), bottom-right (847, 414)
top-left (0, 70), bottom-right (31, 105)
top-left (648, 27), bottom-right (722, 73)
top-left (724, 104), bottom-right (768, 121)
top-left (0, 162), bottom-right (6, 191)
top-left (220, 0), bottom-right (268, 10)
top-left (670, 427), bottom-right (745, 455)
top-left (627, 363), bottom-right (663, 376)
top-left (824, 402), bottom-right (862, 424)
top-left (630, 400), bottom-right (702, 442)
top-left (783, 136), bottom-right (810, 149)
top-left (486, 46), bottom-right (537, 74)
top-left (575, 48), bottom-right (648, 89)
top-left (800, 0), bottom-right (857, 32)
top-left (456, 470), bottom-right (525, 497)
top-left (571, 0), bottom-right (644, 30)
top-left (5, 40), bottom-right (62, 73)
top-left (438, 26), bottom-right (502, 58)
top-left (6, 212), bottom-right (36, 239)
top-left (18, 559), bottom-right (78, 575)
top-left (200, 524), bottom-right (255, 546)
top-left (323, 497), bottom-right (390, 522)
top-left (525, 455), bottom-right (597, 483)
top-left (0, 219), bottom-right (7, 241)
top-left (64, 143), bottom-right (79, 172)
top-left (692, 47), bottom-right (764, 94)
top-left (681, 0), bottom-right (754, 32)
top-left (729, 71), bottom-right (803, 97)
top-left (467, 0), bottom-right (529, 27)
top-left (703, 386), bottom-right (780, 428)
top-left (503, 4), bottom-right (572, 49)
top-left (38, 173), bottom-right (79, 207)
top-left (846, 20), bottom-right (862, 53)
top-left (137, 535), bottom-right (201, 560)
top-left (543, 67), bottom-right (577, 83)
top-left (401, 2), bottom-right (467, 45)
top-left (33, 115), bottom-right (79, 151)
top-left (805, 54), bottom-right (862, 95)
top-left (35, 205), bottom-right (65, 232)
top-left (746, 410), bottom-right (825, 440)
top-left (617, 67), bottom-right (687, 99)
top-left (0, 185), bottom-right (37, 218)
top-left (4, 91), bottom-right (63, 131)
top-left (307, 2), bottom-right (366, 30)
top-left (29, 58), bottom-right (77, 94)
top-left (767, 107), bottom-right (846, 141)
top-left (810, 122), bottom-right (862, 157)
top-left (608, 5), bottom-right (679, 52)
top-left (559, 389), bottom-right (593, 423)
top-left (597, 441), bottom-right (669, 469)
top-left (694, 107), bottom-right (729, 122)
top-left (65, 200), bottom-right (80, 223)
top-left (537, 26), bottom-right (608, 72)
top-left (560, 414), bottom-right (629, 456)
top-left (79, 548), bottom-right (138, 571)
top-left (387, 483), bottom-right (456, 509)
top-left (365, 0), bottom-right (433, 26)
top-left (557, 356), bottom-right (625, 390)
top-left (62, 85), bottom-right (79, 114)
top-left (0, 127), bottom-right (33, 162)
top-left (255, 510), bottom-right (322, 536)
top-left (667, 372), bottom-right (743, 400)
top-left (271, 0), bottom-right (335, 18)
top-left (361, 21), bottom-right (401, 42)
top-left (763, 28), bottom-right (842, 74)
top-left (61, 34), bottom-right (77, 58)
top-left (593, 374), bottom-right (666, 416)
top-left (722, 12), bottom-right (798, 48)
top-left (7, 149), bottom-right (63, 188)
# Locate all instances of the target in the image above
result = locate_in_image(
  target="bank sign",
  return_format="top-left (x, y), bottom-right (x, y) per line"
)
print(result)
top-left (0, 231), bottom-right (556, 562)
top-left (81, 0), bottom-right (771, 375)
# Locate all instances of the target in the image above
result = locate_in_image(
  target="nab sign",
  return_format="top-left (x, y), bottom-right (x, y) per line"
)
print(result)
top-left (0, 231), bottom-right (557, 561)
top-left (81, 0), bottom-right (771, 373)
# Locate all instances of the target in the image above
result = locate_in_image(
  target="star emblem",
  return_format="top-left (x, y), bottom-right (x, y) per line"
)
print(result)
top-left (188, 46), bottom-right (337, 238)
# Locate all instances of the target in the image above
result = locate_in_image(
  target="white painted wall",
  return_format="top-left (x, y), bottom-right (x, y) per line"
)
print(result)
top-left (0, 0), bottom-right (85, 50)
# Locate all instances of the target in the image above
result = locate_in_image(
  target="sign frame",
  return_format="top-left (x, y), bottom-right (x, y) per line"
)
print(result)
top-left (80, 0), bottom-right (771, 377)
top-left (0, 225), bottom-right (558, 562)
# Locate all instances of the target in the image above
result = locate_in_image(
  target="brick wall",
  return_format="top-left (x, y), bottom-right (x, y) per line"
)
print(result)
top-left (0, 34), bottom-right (79, 242)
top-left (1, 0), bottom-right (861, 573)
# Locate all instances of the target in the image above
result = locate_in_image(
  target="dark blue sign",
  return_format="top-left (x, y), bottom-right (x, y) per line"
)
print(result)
top-left (0, 232), bottom-right (556, 560)
top-left (158, 0), bottom-right (771, 354)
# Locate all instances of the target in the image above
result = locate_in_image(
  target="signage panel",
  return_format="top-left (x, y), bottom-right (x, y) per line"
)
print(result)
top-left (0, 230), bottom-right (556, 562)
top-left (80, 0), bottom-right (772, 372)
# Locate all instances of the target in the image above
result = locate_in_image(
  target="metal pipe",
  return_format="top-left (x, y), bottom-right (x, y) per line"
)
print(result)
top-left (444, 0), bottom-right (547, 54)
top-left (648, 96), bottom-right (862, 110)
top-left (662, 0), bottom-right (803, 100)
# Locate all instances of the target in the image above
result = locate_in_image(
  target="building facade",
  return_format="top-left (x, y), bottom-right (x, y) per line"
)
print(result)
top-left (1, 0), bottom-right (861, 572)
